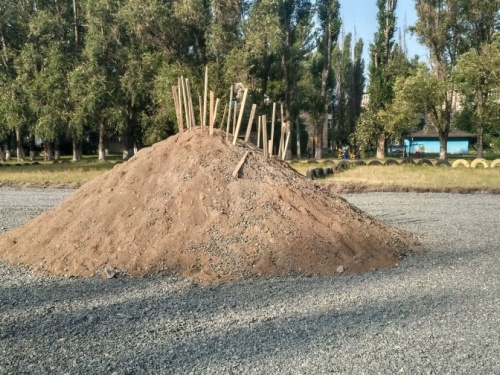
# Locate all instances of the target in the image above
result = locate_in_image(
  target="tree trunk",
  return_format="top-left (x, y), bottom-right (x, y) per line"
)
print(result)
top-left (439, 133), bottom-right (448, 160)
top-left (122, 122), bottom-right (135, 160)
top-left (98, 122), bottom-right (106, 161)
top-left (29, 133), bottom-right (36, 160)
top-left (0, 145), bottom-right (5, 161)
top-left (54, 138), bottom-right (60, 161)
top-left (376, 133), bottom-right (385, 159)
top-left (72, 139), bottom-right (83, 162)
top-left (476, 127), bottom-right (483, 158)
top-left (15, 128), bottom-right (25, 161)
top-left (43, 142), bottom-right (53, 161)
top-left (4, 140), bottom-right (11, 161)
top-left (315, 134), bottom-right (322, 159)
top-left (295, 117), bottom-right (301, 158)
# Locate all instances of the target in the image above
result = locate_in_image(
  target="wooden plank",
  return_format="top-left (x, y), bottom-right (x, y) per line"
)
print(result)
top-left (262, 115), bottom-right (268, 158)
top-left (232, 88), bottom-right (248, 145)
top-left (244, 104), bottom-right (257, 143)
top-left (232, 150), bottom-right (249, 178)
top-left (270, 102), bottom-right (276, 156)
top-left (203, 66), bottom-right (208, 131)
top-left (226, 85), bottom-right (233, 140)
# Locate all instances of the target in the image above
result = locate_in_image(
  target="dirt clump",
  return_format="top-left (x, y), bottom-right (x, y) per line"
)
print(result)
top-left (0, 128), bottom-right (417, 283)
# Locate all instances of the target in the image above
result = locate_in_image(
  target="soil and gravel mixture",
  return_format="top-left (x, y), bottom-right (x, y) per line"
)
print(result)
top-left (0, 128), bottom-right (416, 282)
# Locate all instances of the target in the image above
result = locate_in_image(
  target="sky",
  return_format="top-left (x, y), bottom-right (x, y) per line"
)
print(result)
top-left (339, 0), bottom-right (428, 64)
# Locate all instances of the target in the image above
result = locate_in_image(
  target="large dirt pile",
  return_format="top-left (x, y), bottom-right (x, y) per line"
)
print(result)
top-left (0, 128), bottom-right (416, 282)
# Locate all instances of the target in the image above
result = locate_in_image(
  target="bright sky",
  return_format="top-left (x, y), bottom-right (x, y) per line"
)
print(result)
top-left (339, 0), bottom-right (428, 64)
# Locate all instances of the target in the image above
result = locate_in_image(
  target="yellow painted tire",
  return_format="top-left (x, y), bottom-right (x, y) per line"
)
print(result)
top-left (470, 158), bottom-right (489, 168)
top-left (451, 159), bottom-right (470, 168)
top-left (490, 159), bottom-right (500, 168)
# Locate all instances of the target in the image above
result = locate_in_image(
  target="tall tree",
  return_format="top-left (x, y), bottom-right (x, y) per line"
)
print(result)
top-left (332, 34), bottom-right (365, 147)
top-left (389, 63), bottom-right (446, 143)
top-left (366, 0), bottom-right (398, 159)
top-left (0, 0), bottom-right (32, 161)
top-left (455, 32), bottom-right (500, 156)
top-left (316, 0), bottom-right (341, 158)
top-left (412, 0), bottom-right (465, 159)
top-left (454, 0), bottom-right (500, 157)
top-left (348, 37), bottom-right (366, 140)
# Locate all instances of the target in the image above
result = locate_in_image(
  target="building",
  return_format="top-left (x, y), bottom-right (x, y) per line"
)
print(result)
top-left (404, 129), bottom-right (476, 155)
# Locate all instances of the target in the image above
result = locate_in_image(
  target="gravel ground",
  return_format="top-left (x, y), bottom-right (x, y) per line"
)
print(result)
top-left (1, 188), bottom-right (500, 374)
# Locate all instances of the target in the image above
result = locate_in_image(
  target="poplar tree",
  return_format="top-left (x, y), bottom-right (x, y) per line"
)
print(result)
top-left (412, 0), bottom-right (464, 160)
top-left (316, 0), bottom-right (341, 158)
top-left (366, 0), bottom-right (398, 159)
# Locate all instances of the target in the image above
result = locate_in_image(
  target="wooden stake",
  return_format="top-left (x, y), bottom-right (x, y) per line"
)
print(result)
top-left (270, 102), bottom-right (276, 156)
top-left (210, 98), bottom-right (220, 134)
top-left (262, 114), bottom-right (268, 158)
top-left (232, 101), bottom-right (237, 134)
top-left (226, 85), bottom-right (233, 140)
top-left (172, 86), bottom-right (182, 132)
top-left (203, 66), bottom-right (208, 131)
top-left (180, 76), bottom-right (190, 130)
top-left (282, 122), bottom-right (291, 160)
top-left (177, 78), bottom-right (184, 132)
top-left (213, 98), bottom-right (220, 127)
top-left (280, 122), bottom-right (286, 156)
top-left (185, 78), bottom-right (195, 129)
top-left (209, 91), bottom-right (214, 134)
top-left (244, 104), bottom-right (257, 143)
top-left (199, 96), bottom-right (203, 127)
top-left (257, 116), bottom-right (261, 148)
top-left (220, 103), bottom-right (228, 130)
top-left (278, 103), bottom-right (285, 157)
top-left (232, 151), bottom-right (249, 178)
top-left (232, 88), bottom-right (248, 145)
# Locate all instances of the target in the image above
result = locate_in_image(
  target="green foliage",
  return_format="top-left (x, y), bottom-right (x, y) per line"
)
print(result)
top-left (455, 33), bottom-right (500, 141)
top-left (354, 0), bottom-right (403, 158)
top-left (390, 64), bottom-right (446, 135)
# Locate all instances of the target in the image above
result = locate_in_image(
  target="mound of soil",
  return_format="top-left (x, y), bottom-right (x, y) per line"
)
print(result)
top-left (0, 128), bottom-right (416, 283)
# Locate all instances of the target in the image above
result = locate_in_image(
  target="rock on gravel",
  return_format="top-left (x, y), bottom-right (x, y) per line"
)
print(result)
top-left (1, 188), bottom-right (500, 374)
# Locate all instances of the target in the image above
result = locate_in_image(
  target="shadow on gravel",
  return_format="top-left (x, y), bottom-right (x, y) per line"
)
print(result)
top-left (0, 267), bottom-right (489, 373)
top-left (370, 213), bottom-right (440, 225)
top-left (71, 287), bottom-right (480, 373)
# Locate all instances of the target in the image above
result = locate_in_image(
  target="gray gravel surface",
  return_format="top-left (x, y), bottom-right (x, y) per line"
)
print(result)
top-left (1, 188), bottom-right (500, 374)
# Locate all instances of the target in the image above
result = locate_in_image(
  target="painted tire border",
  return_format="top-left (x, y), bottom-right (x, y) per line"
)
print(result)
top-left (470, 158), bottom-right (489, 168)
top-left (451, 159), bottom-right (470, 168)
top-left (490, 159), bottom-right (500, 168)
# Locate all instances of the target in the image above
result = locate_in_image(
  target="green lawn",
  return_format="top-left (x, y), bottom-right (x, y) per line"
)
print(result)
top-left (1, 155), bottom-right (499, 191)
top-left (289, 158), bottom-right (500, 191)
top-left (0, 159), bottom-right (116, 185)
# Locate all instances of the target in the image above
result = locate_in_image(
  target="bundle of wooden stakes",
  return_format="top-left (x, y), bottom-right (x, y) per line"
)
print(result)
top-left (171, 68), bottom-right (292, 161)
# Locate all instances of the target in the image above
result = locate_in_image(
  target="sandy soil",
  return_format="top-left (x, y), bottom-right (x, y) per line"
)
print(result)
top-left (0, 128), bottom-right (417, 283)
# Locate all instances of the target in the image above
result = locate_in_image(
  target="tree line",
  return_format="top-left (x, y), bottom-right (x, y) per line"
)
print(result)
top-left (1, 0), bottom-right (499, 162)
top-left (358, 0), bottom-right (500, 160)
top-left (0, 0), bottom-right (366, 161)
